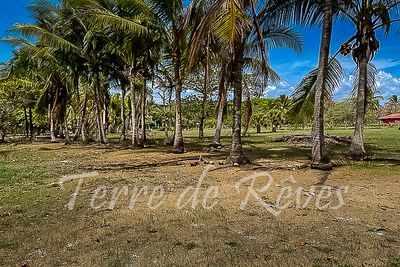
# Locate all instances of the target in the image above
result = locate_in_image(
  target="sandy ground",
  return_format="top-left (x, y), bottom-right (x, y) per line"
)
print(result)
top-left (0, 143), bottom-right (399, 266)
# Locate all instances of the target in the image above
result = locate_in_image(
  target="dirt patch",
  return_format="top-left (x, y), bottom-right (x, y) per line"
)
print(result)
top-left (0, 143), bottom-right (400, 266)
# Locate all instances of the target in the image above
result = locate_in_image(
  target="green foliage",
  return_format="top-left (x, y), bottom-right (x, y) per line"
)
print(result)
top-left (290, 58), bottom-right (344, 123)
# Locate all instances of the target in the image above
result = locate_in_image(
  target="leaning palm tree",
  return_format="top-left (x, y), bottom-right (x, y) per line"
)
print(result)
top-left (338, 0), bottom-right (400, 160)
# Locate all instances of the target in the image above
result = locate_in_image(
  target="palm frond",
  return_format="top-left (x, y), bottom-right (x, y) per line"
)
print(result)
top-left (10, 23), bottom-right (80, 53)
top-left (290, 58), bottom-right (344, 120)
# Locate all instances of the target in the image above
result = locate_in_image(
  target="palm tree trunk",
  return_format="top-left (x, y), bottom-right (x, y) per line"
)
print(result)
top-left (120, 84), bottom-right (126, 142)
top-left (74, 79), bottom-right (87, 141)
top-left (93, 67), bottom-right (107, 143)
top-left (199, 84), bottom-right (208, 140)
top-left (72, 74), bottom-right (80, 139)
top-left (311, 0), bottom-right (333, 169)
top-left (64, 118), bottom-right (70, 144)
top-left (28, 105), bottom-right (34, 141)
top-left (80, 89), bottom-right (88, 143)
top-left (227, 43), bottom-right (248, 164)
top-left (50, 108), bottom-right (56, 142)
top-left (0, 120), bottom-right (4, 142)
top-left (350, 56), bottom-right (369, 160)
top-left (23, 106), bottom-right (29, 138)
top-left (199, 43), bottom-right (210, 140)
top-left (129, 65), bottom-right (139, 146)
top-left (211, 60), bottom-right (229, 146)
top-left (173, 56), bottom-right (184, 152)
top-left (140, 79), bottom-right (147, 146)
top-left (103, 85), bottom-right (110, 136)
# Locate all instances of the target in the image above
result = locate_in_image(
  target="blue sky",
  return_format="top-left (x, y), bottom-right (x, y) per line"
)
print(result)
top-left (268, 21), bottom-right (400, 101)
top-left (1, 1), bottom-right (400, 101)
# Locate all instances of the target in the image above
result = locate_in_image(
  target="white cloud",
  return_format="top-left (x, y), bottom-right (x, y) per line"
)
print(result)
top-left (372, 59), bottom-right (400, 69)
top-left (376, 70), bottom-right (400, 84)
top-left (335, 70), bottom-right (400, 102)
top-left (264, 80), bottom-right (294, 98)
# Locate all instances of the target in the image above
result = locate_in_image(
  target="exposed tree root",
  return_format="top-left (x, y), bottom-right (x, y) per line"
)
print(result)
top-left (275, 135), bottom-right (351, 145)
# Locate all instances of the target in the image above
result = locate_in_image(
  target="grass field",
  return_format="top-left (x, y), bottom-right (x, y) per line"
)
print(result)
top-left (0, 126), bottom-right (399, 266)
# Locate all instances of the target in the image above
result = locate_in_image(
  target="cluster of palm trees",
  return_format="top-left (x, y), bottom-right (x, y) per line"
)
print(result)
top-left (0, 0), bottom-right (399, 166)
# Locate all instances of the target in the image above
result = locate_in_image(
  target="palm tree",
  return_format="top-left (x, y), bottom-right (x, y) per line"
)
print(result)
top-left (0, 52), bottom-right (42, 141)
top-left (154, 0), bottom-right (190, 153)
top-left (309, 0), bottom-right (334, 169)
top-left (387, 95), bottom-right (400, 114)
top-left (189, 0), bottom-right (306, 164)
top-left (82, 0), bottom-right (159, 145)
top-left (337, 0), bottom-right (400, 159)
top-left (211, 58), bottom-right (231, 146)
top-left (268, 95), bottom-right (292, 132)
top-left (92, 0), bottom-right (189, 150)
top-left (3, 0), bottom-right (82, 143)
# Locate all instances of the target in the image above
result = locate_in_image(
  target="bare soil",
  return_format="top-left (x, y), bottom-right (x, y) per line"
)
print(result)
top-left (0, 143), bottom-right (399, 267)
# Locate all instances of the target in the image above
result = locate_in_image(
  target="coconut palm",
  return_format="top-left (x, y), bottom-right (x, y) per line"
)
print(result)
top-left (338, 0), bottom-right (400, 159)
top-left (310, 0), bottom-right (334, 169)
top-left (4, 0), bottom-right (108, 143)
top-left (144, 0), bottom-right (192, 152)
top-left (88, 0), bottom-right (189, 150)
top-left (290, 0), bottom-right (351, 168)
top-left (189, 0), bottom-right (307, 164)
top-left (210, 58), bottom-right (231, 146)
top-left (2, 0), bottom-right (82, 142)
top-left (386, 95), bottom-right (400, 114)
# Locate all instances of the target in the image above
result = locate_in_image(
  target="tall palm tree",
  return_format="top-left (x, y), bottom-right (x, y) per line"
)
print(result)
top-left (189, 0), bottom-right (306, 164)
top-left (153, 0), bottom-right (190, 153)
top-left (338, 0), bottom-right (400, 160)
top-left (211, 58), bottom-right (231, 146)
top-left (311, 0), bottom-right (334, 169)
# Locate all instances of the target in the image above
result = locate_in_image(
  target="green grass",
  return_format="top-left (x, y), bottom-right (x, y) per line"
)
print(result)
top-left (0, 125), bottom-right (399, 210)
top-left (0, 242), bottom-right (17, 249)
top-left (108, 125), bottom-right (400, 163)
top-left (390, 257), bottom-right (400, 267)
top-left (0, 126), bottom-right (399, 266)
top-left (0, 161), bottom-right (46, 185)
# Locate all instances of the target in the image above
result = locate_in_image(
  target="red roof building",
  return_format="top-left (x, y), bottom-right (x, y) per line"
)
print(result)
top-left (379, 113), bottom-right (400, 124)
